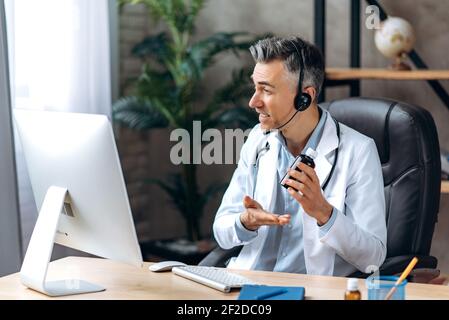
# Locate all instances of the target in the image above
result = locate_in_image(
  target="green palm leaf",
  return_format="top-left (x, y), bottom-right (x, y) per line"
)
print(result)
top-left (131, 32), bottom-right (172, 65)
top-left (197, 68), bottom-right (255, 127)
top-left (205, 106), bottom-right (258, 130)
top-left (208, 68), bottom-right (254, 107)
top-left (133, 67), bottom-right (175, 102)
top-left (112, 97), bottom-right (169, 130)
top-left (186, 32), bottom-right (249, 79)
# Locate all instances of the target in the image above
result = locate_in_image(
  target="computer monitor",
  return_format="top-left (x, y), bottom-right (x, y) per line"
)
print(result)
top-left (14, 109), bottom-right (143, 297)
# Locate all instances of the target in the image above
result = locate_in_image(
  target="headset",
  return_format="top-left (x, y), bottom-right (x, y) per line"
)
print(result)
top-left (266, 39), bottom-right (312, 133)
top-left (291, 40), bottom-right (312, 113)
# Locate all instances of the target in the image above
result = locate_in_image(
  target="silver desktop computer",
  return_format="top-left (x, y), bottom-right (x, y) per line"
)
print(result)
top-left (14, 109), bottom-right (143, 297)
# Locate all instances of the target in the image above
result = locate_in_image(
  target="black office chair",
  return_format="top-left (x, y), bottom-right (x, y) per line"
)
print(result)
top-left (200, 97), bottom-right (441, 281)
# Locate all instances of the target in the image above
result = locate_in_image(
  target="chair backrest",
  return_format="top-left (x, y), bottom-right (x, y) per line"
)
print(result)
top-left (321, 97), bottom-right (441, 258)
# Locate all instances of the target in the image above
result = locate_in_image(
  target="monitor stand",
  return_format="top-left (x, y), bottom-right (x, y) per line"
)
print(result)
top-left (20, 186), bottom-right (105, 297)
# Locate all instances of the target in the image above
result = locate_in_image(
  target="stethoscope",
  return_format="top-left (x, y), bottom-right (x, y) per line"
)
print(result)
top-left (252, 117), bottom-right (341, 198)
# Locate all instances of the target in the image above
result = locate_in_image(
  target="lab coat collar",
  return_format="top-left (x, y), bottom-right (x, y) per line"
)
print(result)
top-left (269, 110), bottom-right (339, 188)
top-left (315, 110), bottom-right (339, 188)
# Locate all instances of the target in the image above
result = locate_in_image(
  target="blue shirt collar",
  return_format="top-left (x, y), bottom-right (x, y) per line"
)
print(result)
top-left (277, 105), bottom-right (327, 154)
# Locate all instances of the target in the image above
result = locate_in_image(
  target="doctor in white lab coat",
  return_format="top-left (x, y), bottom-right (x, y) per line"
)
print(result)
top-left (213, 37), bottom-right (387, 276)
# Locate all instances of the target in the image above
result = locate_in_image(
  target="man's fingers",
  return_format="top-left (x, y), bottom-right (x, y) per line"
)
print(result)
top-left (288, 187), bottom-right (304, 202)
top-left (243, 195), bottom-right (253, 207)
top-left (297, 162), bottom-right (319, 184)
top-left (259, 212), bottom-right (283, 225)
top-left (282, 178), bottom-right (311, 195)
top-left (286, 168), bottom-right (313, 188)
top-left (249, 209), bottom-right (290, 226)
top-left (278, 214), bottom-right (291, 225)
top-left (243, 195), bottom-right (263, 209)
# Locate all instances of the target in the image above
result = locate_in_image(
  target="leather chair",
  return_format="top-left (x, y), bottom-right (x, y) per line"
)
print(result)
top-left (200, 97), bottom-right (441, 281)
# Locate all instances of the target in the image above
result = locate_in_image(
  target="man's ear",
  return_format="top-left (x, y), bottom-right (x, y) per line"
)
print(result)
top-left (304, 86), bottom-right (317, 102)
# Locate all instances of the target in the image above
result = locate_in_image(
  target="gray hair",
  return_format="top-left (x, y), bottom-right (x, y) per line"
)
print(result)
top-left (249, 37), bottom-right (325, 99)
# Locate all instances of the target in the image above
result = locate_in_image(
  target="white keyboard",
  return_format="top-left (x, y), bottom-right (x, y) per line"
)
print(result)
top-left (172, 266), bottom-right (255, 293)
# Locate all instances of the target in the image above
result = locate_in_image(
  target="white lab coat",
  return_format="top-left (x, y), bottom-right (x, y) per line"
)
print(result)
top-left (213, 110), bottom-right (387, 276)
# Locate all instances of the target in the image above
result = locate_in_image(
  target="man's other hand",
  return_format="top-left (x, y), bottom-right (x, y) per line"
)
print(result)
top-left (239, 195), bottom-right (291, 231)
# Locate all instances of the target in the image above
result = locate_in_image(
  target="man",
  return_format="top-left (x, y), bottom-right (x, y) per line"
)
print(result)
top-left (213, 37), bottom-right (387, 276)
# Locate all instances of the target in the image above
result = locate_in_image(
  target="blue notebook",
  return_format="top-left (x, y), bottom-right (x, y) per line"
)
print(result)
top-left (238, 284), bottom-right (305, 300)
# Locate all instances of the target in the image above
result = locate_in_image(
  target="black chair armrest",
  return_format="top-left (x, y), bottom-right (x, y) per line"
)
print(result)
top-left (349, 255), bottom-right (438, 279)
top-left (380, 255), bottom-right (437, 275)
top-left (198, 246), bottom-right (243, 267)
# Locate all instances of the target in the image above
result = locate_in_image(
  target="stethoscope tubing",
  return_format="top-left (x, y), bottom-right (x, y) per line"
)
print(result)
top-left (251, 118), bottom-right (340, 198)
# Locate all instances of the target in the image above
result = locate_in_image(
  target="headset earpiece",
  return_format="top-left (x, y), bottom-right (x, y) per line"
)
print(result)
top-left (294, 92), bottom-right (312, 111)
top-left (290, 39), bottom-right (312, 112)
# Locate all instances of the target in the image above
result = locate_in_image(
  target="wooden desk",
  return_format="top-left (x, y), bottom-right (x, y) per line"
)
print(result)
top-left (326, 68), bottom-right (449, 81)
top-left (1, 257), bottom-right (449, 300)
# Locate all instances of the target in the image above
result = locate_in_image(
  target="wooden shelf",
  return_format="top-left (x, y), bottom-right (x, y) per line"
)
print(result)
top-left (442, 181), bottom-right (449, 194)
top-left (326, 68), bottom-right (449, 81)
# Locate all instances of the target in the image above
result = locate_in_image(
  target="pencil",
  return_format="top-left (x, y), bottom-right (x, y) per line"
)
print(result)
top-left (384, 257), bottom-right (418, 300)
top-left (255, 288), bottom-right (288, 300)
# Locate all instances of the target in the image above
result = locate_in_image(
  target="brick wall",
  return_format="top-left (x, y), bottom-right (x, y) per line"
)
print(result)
top-left (117, 4), bottom-right (153, 240)
top-left (119, 3), bottom-right (148, 85)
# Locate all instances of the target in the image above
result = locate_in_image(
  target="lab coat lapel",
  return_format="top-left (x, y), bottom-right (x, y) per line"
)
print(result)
top-left (314, 112), bottom-right (339, 189)
top-left (303, 112), bottom-right (339, 275)
top-left (255, 133), bottom-right (280, 212)
top-left (233, 133), bottom-right (280, 270)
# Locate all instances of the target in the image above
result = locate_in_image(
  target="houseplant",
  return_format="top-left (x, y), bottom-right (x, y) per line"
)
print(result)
top-left (114, 0), bottom-right (265, 244)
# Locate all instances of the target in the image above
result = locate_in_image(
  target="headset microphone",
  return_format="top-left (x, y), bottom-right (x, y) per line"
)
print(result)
top-left (263, 111), bottom-right (298, 134)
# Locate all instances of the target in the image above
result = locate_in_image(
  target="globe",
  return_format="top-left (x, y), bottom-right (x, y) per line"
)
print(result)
top-left (374, 17), bottom-right (416, 70)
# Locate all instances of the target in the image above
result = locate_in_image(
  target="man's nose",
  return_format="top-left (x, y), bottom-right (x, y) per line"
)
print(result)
top-left (249, 92), bottom-right (262, 109)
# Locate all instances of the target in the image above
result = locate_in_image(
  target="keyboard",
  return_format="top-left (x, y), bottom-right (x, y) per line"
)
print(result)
top-left (172, 265), bottom-right (256, 293)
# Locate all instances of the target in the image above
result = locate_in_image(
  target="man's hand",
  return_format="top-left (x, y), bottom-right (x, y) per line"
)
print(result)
top-left (282, 162), bottom-right (333, 226)
top-left (239, 195), bottom-right (291, 231)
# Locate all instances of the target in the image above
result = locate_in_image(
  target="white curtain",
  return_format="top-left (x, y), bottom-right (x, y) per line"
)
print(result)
top-left (5, 0), bottom-right (114, 257)
top-left (6, 0), bottom-right (112, 115)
